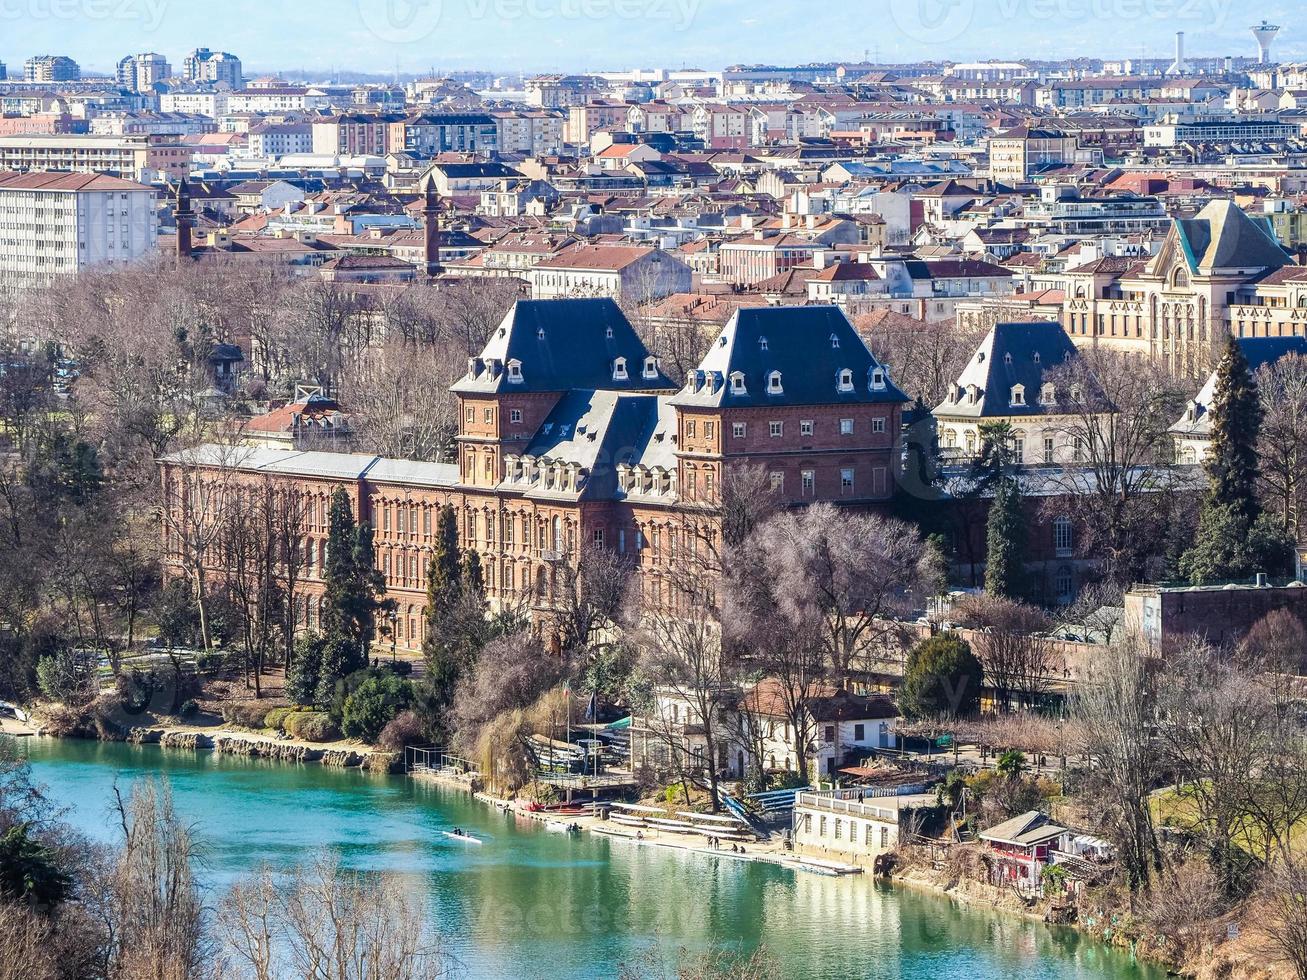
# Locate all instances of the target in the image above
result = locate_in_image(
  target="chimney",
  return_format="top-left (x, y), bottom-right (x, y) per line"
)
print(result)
top-left (422, 172), bottom-right (442, 279)
top-left (174, 176), bottom-right (194, 263)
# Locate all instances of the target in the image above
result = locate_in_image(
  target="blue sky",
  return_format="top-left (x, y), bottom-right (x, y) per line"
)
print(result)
top-left (2, 0), bottom-right (1302, 76)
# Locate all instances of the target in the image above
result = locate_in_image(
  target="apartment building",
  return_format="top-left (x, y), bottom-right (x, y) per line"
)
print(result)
top-left (116, 53), bottom-right (171, 93)
top-left (160, 91), bottom-right (230, 118)
top-left (0, 170), bottom-right (157, 290)
top-left (493, 110), bottom-right (565, 155)
top-left (182, 49), bottom-right (243, 89)
top-left (390, 113), bottom-right (498, 156)
top-left (0, 134), bottom-right (191, 181)
top-left (24, 56), bottom-right (79, 83)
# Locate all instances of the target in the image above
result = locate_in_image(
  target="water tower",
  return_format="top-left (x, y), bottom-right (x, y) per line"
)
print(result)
top-left (1252, 21), bottom-right (1280, 64)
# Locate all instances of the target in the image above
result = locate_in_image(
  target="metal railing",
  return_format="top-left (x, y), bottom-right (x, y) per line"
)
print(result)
top-left (794, 791), bottom-right (898, 823)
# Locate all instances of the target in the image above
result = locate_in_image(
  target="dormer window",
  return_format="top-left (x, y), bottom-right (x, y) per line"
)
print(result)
top-left (605, 326), bottom-right (614, 338)
top-left (1010, 384), bottom-right (1026, 406)
top-left (837, 369), bottom-right (854, 392)
top-left (537, 328), bottom-right (546, 340)
top-left (830, 333), bottom-right (840, 349)
top-left (642, 356), bottom-right (658, 379)
top-left (869, 368), bottom-right (886, 391)
top-left (1004, 352), bottom-right (1013, 365)
top-left (613, 357), bottom-right (628, 380)
top-left (767, 370), bottom-right (783, 393)
top-left (967, 384), bottom-right (980, 405)
top-left (729, 371), bottom-right (746, 394)
top-left (1040, 383), bottom-right (1055, 405)
top-left (759, 336), bottom-right (769, 351)
top-left (1071, 385), bottom-right (1083, 403)
top-left (507, 360), bottom-right (523, 382)
top-left (1033, 352), bottom-right (1041, 364)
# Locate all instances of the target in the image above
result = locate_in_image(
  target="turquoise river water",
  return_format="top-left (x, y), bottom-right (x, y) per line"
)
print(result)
top-left (15, 737), bottom-right (1164, 980)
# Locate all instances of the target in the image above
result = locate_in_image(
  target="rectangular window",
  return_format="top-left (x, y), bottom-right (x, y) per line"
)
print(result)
top-left (769, 421), bottom-right (783, 438)
top-left (686, 420), bottom-right (696, 438)
top-left (872, 417), bottom-right (885, 433)
top-left (383, 506), bottom-right (391, 532)
top-left (801, 470), bottom-right (814, 495)
top-left (732, 422), bottom-right (746, 438)
top-left (465, 407), bottom-right (474, 423)
top-left (423, 509), bottom-right (431, 534)
top-left (841, 468), bottom-right (854, 494)
top-left (880, 827), bottom-right (889, 849)
top-left (483, 408), bottom-right (493, 424)
top-left (704, 422), bottom-right (715, 438)
top-left (840, 418), bottom-right (854, 436)
top-left (834, 819), bottom-right (842, 841)
top-left (510, 408), bottom-right (522, 424)
top-left (800, 420), bottom-right (814, 436)
top-left (865, 823), bottom-right (874, 845)
top-left (770, 472), bottom-right (783, 492)
top-left (1043, 437), bottom-right (1055, 464)
top-left (854, 723), bottom-right (865, 741)
top-left (824, 725), bottom-right (835, 743)
top-left (593, 528), bottom-right (604, 548)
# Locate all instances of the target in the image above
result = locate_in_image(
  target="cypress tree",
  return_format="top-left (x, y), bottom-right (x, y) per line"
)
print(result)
top-left (1205, 335), bottom-right (1262, 523)
top-left (423, 504), bottom-right (462, 651)
top-left (984, 476), bottom-right (1026, 599)
top-left (320, 488), bottom-right (384, 669)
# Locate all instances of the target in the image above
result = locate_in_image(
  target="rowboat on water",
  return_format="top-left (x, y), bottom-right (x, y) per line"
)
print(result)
top-left (442, 830), bottom-right (483, 844)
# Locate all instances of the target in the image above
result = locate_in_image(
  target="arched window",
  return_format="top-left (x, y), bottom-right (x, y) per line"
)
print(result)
top-left (1040, 382), bottom-right (1055, 405)
top-left (767, 370), bottom-right (783, 393)
top-left (729, 371), bottom-right (746, 394)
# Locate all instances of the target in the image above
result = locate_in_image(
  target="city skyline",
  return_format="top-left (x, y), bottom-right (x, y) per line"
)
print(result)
top-left (0, 0), bottom-right (1302, 77)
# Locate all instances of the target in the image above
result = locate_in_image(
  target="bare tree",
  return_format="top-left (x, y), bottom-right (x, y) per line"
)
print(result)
top-left (1071, 638), bottom-right (1163, 893)
top-left (1258, 859), bottom-right (1307, 980)
top-left (632, 544), bottom-right (733, 810)
top-left (859, 314), bottom-right (987, 408)
top-left (219, 853), bottom-right (451, 980)
top-left (953, 595), bottom-right (1057, 711)
top-left (1044, 348), bottom-right (1190, 585)
top-left (741, 503), bottom-right (938, 689)
top-left (337, 338), bottom-right (463, 462)
top-left (100, 779), bottom-right (210, 980)
top-left (1257, 353), bottom-right (1307, 537)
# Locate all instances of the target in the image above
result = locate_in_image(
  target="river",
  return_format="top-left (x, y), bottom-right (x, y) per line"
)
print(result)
top-left (15, 737), bottom-right (1163, 980)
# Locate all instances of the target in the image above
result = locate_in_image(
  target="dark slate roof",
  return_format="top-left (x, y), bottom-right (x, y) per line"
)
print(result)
top-left (671, 305), bottom-right (909, 409)
top-left (515, 389), bottom-right (673, 501)
top-left (933, 321), bottom-right (1079, 419)
top-left (1172, 336), bottom-right (1307, 439)
top-left (451, 298), bottom-right (676, 395)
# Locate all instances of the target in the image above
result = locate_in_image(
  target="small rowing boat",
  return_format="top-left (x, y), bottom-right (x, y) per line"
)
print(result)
top-left (442, 831), bottom-right (483, 845)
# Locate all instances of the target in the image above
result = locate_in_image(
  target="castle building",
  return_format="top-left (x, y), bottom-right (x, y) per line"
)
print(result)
top-left (160, 299), bottom-right (908, 649)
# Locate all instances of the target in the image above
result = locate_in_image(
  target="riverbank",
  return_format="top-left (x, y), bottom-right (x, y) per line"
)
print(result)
top-left (24, 705), bottom-right (402, 773)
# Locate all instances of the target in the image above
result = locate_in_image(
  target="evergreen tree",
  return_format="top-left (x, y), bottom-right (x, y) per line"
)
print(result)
top-left (423, 504), bottom-right (462, 650)
top-left (899, 633), bottom-right (983, 720)
top-left (984, 477), bottom-right (1026, 599)
top-left (319, 488), bottom-right (383, 682)
top-left (1205, 336), bottom-right (1263, 524)
top-left (1180, 338), bottom-right (1287, 583)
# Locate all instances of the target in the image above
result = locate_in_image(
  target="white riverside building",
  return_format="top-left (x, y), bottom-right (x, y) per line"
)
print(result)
top-left (0, 171), bottom-right (157, 291)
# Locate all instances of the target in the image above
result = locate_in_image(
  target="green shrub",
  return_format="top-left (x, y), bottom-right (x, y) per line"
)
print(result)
top-left (221, 702), bottom-right (271, 728)
top-left (285, 711), bottom-right (338, 742)
top-left (263, 707), bottom-right (294, 731)
top-left (341, 674), bottom-right (413, 743)
top-left (35, 649), bottom-right (96, 707)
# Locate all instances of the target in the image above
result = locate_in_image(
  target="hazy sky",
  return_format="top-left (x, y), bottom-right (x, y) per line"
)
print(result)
top-left (3, 0), bottom-right (1302, 76)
